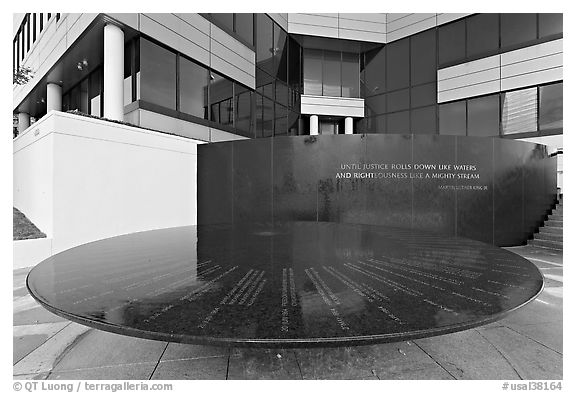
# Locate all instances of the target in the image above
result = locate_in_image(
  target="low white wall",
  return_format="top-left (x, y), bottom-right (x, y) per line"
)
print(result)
top-left (14, 111), bottom-right (200, 261)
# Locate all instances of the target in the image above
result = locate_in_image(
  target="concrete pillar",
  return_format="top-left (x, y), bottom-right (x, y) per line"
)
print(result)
top-left (47, 83), bottom-right (62, 112)
top-left (345, 117), bottom-right (353, 134)
top-left (18, 112), bottom-right (30, 133)
top-left (310, 115), bottom-right (319, 135)
top-left (104, 24), bottom-right (124, 121)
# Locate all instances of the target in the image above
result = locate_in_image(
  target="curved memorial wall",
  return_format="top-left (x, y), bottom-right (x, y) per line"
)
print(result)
top-left (198, 135), bottom-right (557, 246)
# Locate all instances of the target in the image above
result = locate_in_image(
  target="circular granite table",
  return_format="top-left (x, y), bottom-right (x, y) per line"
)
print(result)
top-left (27, 222), bottom-right (544, 347)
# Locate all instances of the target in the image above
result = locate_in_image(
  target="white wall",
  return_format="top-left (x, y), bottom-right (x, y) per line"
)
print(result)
top-left (14, 111), bottom-right (200, 256)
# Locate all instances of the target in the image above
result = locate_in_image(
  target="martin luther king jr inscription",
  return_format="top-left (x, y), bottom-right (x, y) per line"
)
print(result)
top-left (198, 134), bottom-right (557, 247)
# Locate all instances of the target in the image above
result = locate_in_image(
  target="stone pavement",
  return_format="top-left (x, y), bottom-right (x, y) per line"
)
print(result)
top-left (13, 245), bottom-right (562, 380)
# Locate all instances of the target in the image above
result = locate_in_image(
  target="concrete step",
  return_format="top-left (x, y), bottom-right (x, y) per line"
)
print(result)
top-left (540, 226), bottom-right (563, 235)
top-left (529, 238), bottom-right (563, 251)
top-left (545, 220), bottom-right (563, 228)
top-left (547, 216), bottom-right (562, 223)
top-left (534, 232), bottom-right (563, 242)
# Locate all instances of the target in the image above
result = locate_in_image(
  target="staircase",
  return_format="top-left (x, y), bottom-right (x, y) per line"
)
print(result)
top-left (529, 199), bottom-right (563, 251)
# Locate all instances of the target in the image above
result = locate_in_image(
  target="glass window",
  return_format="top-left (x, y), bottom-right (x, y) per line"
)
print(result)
top-left (273, 24), bottom-right (288, 82)
top-left (411, 83), bottom-right (436, 108)
top-left (89, 69), bottom-right (102, 117)
top-left (342, 52), bottom-right (359, 98)
top-left (78, 79), bottom-right (89, 114)
top-left (288, 111), bottom-right (300, 136)
top-left (210, 71), bottom-right (233, 127)
top-left (411, 106), bottom-right (437, 134)
top-left (466, 14), bottom-right (499, 58)
top-left (365, 94), bottom-right (386, 117)
top-left (410, 29), bottom-right (436, 85)
top-left (288, 37), bottom-right (301, 92)
top-left (538, 14), bottom-right (562, 38)
top-left (274, 103), bottom-right (287, 136)
top-left (323, 50), bottom-right (341, 97)
top-left (439, 101), bottom-right (466, 135)
top-left (467, 95), bottom-right (500, 137)
top-left (303, 48), bottom-right (323, 96)
top-left (140, 39), bottom-right (176, 110)
top-left (235, 86), bottom-right (253, 136)
top-left (362, 47), bottom-right (385, 97)
top-left (501, 14), bottom-right (537, 49)
top-left (439, 19), bottom-right (465, 66)
top-left (212, 13), bottom-right (233, 32)
top-left (539, 83), bottom-right (563, 132)
top-left (180, 57), bottom-right (209, 119)
top-left (262, 96), bottom-right (274, 137)
top-left (368, 115), bottom-right (387, 134)
top-left (256, 14), bottom-right (274, 75)
top-left (275, 81), bottom-right (289, 107)
top-left (387, 110), bottom-right (410, 134)
top-left (124, 42), bottom-right (133, 105)
top-left (501, 88), bottom-right (537, 135)
top-left (235, 13), bottom-right (254, 46)
top-left (386, 88), bottom-right (410, 113)
top-left (386, 38), bottom-right (409, 91)
top-left (255, 94), bottom-right (264, 138)
top-left (256, 71), bottom-right (275, 100)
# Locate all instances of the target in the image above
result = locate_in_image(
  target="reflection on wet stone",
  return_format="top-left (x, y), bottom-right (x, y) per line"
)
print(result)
top-left (27, 222), bottom-right (543, 347)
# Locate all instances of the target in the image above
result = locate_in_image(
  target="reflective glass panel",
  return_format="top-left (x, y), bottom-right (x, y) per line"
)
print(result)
top-left (210, 72), bottom-right (233, 127)
top-left (362, 47), bottom-right (385, 97)
top-left (411, 106), bottom-right (437, 134)
top-left (538, 13), bottom-right (562, 38)
top-left (466, 14), bottom-right (499, 58)
top-left (386, 88), bottom-right (410, 113)
top-left (467, 95), bottom-right (500, 137)
top-left (89, 69), bottom-right (102, 117)
top-left (236, 13), bottom-right (254, 46)
top-left (501, 14), bottom-right (537, 49)
top-left (386, 38), bottom-right (409, 91)
top-left (303, 49), bottom-right (323, 96)
top-left (387, 110), bottom-right (410, 134)
top-left (274, 103), bottom-right (287, 136)
top-left (256, 15), bottom-right (274, 75)
top-left (439, 101), bottom-right (466, 136)
top-left (180, 57), bottom-right (209, 119)
top-left (410, 29), bottom-right (437, 85)
top-left (235, 88), bottom-right (253, 136)
top-left (365, 94), bottom-right (386, 117)
top-left (273, 24), bottom-right (288, 82)
top-left (323, 50), bottom-right (341, 97)
top-left (501, 88), bottom-right (537, 135)
top-left (288, 38), bottom-right (301, 92)
top-left (140, 39), bottom-right (176, 110)
top-left (439, 19), bottom-right (465, 66)
top-left (262, 96), bottom-right (274, 137)
top-left (539, 83), bottom-right (563, 132)
top-left (212, 13), bottom-right (233, 32)
top-left (411, 83), bottom-right (436, 108)
top-left (342, 52), bottom-right (359, 98)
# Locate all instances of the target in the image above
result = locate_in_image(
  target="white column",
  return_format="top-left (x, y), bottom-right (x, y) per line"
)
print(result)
top-left (17, 112), bottom-right (30, 133)
top-left (104, 24), bottom-right (124, 121)
top-left (310, 115), bottom-right (319, 135)
top-left (345, 117), bottom-right (353, 134)
top-left (47, 83), bottom-right (62, 112)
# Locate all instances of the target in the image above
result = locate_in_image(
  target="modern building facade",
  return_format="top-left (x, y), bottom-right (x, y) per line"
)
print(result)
top-left (12, 13), bottom-right (563, 264)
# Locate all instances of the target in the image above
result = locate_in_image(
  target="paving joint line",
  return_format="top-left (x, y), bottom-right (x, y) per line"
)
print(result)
top-left (411, 340), bottom-right (458, 380)
top-left (476, 328), bottom-right (523, 380)
top-left (148, 342), bottom-right (169, 380)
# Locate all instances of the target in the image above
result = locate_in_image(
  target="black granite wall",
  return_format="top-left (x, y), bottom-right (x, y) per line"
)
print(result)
top-left (198, 135), bottom-right (557, 246)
